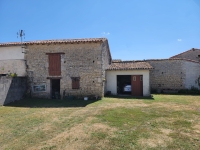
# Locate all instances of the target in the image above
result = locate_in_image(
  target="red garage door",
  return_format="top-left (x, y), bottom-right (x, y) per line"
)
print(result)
top-left (131, 75), bottom-right (143, 96)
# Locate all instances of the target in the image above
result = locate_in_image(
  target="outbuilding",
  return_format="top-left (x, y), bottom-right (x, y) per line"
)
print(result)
top-left (106, 60), bottom-right (153, 96)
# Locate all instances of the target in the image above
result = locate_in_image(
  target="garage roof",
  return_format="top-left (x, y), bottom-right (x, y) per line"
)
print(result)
top-left (107, 61), bottom-right (153, 70)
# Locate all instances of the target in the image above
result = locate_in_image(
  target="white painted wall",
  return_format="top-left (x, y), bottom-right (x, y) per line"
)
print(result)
top-left (0, 46), bottom-right (26, 76)
top-left (183, 61), bottom-right (200, 89)
top-left (0, 60), bottom-right (26, 76)
top-left (0, 46), bottom-right (24, 60)
top-left (106, 70), bottom-right (150, 96)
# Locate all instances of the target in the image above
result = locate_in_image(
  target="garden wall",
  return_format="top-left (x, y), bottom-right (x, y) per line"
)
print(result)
top-left (147, 59), bottom-right (200, 92)
top-left (0, 76), bottom-right (26, 105)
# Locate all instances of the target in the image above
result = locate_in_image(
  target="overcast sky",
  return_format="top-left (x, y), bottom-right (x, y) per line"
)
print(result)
top-left (0, 0), bottom-right (200, 60)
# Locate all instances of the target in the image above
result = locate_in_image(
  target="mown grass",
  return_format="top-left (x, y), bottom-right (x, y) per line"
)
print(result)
top-left (0, 94), bottom-right (199, 150)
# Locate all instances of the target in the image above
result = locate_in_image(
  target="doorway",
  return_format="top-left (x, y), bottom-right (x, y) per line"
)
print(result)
top-left (51, 79), bottom-right (60, 99)
top-left (131, 75), bottom-right (143, 96)
top-left (117, 75), bottom-right (131, 95)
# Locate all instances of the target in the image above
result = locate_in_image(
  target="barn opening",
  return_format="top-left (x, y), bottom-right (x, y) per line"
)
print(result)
top-left (117, 75), bottom-right (131, 95)
top-left (51, 79), bottom-right (60, 99)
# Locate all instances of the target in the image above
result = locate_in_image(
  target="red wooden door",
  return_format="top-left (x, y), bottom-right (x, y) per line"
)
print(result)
top-left (48, 54), bottom-right (61, 76)
top-left (131, 75), bottom-right (143, 96)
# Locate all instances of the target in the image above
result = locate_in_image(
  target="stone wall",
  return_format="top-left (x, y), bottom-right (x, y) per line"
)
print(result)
top-left (147, 59), bottom-right (185, 91)
top-left (25, 41), bottom-right (110, 98)
top-left (0, 77), bottom-right (26, 105)
top-left (147, 59), bottom-right (200, 91)
top-left (101, 40), bottom-right (112, 95)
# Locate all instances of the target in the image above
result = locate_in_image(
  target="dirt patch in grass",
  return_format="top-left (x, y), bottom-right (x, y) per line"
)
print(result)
top-left (139, 132), bottom-right (172, 148)
top-left (160, 128), bottom-right (172, 135)
top-left (154, 102), bottom-right (198, 111)
top-left (29, 122), bottom-right (115, 150)
top-left (193, 124), bottom-right (200, 133)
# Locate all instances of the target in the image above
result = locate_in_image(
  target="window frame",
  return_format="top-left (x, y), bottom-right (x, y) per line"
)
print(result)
top-left (71, 77), bottom-right (80, 89)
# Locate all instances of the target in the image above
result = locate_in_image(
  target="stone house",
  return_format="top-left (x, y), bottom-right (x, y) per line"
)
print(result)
top-left (1, 38), bottom-right (199, 104)
top-left (0, 38), bottom-right (111, 104)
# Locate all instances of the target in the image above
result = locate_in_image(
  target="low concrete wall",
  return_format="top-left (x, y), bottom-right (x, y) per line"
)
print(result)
top-left (0, 76), bottom-right (11, 105)
top-left (0, 77), bottom-right (26, 105)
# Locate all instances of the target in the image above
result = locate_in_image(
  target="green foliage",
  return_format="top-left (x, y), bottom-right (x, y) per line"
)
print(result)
top-left (178, 86), bottom-right (200, 94)
top-left (7, 73), bottom-right (18, 77)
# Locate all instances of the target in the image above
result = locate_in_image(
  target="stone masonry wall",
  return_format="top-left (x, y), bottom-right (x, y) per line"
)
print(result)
top-left (147, 59), bottom-right (200, 91)
top-left (101, 40), bottom-right (111, 95)
top-left (147, 60), bottom-right (185, 91)
top-left (25, 42), bottom-right (107, 98)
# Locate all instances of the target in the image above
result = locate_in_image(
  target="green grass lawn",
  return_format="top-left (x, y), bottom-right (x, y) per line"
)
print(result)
top-left (0, 95), bottom-right (200, 150)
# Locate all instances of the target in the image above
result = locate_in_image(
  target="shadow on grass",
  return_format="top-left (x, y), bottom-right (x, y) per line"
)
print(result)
top-left (105, 95), bottom-right (154, 100)
top-left (5, 98), bottom-right (99, 108)
top-left (152, 93), bottom-right (200, 96)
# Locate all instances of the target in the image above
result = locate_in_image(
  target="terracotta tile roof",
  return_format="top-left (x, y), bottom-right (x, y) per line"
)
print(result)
top-left (107, 61), bottom-right (153, 70)
top-left (146, 58), bottom-right (200, 64)
top-left (0, 38), bottom-right (108, 46)
top-left (0, 37), bottom-right (112, 61)
top-left (170, 48), bottom-right (200, 59)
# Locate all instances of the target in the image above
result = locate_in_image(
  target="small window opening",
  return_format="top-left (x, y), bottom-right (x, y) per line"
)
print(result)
top-left (133, 76), bottom-right (136, 81)
top-left (93, 60), bottom-right (95, 63)
top-left (198, 55), bottom-right (200, 57)
top-left (140, 76), bottom-right (143, 81)
top-left (71, 77), bottom-right (80, 89)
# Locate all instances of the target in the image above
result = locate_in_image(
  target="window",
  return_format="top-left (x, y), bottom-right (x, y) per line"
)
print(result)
top-left (133, 76), bottom-right (136, 81)
top-left (140, 76), bottom-right (143, 81)
top-left (71, 77), bottom-right (80, 89)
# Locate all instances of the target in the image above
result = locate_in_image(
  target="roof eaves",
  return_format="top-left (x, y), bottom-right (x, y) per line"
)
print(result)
top-left (0, 38), bottom-right (107, 47)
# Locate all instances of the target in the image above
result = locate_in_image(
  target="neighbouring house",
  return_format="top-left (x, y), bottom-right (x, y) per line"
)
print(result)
top-left (170, 48), bottom-right (200, 62)
top-left (0, 45), bottom-right (26, 105)
top-left (106, 60), bottom-right (153, 96)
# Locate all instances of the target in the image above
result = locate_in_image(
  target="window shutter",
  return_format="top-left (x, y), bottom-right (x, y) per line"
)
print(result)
top-left (48, 54), bottom-right (61, 76)
top-left (72, 77), bottom-right (80, 89)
